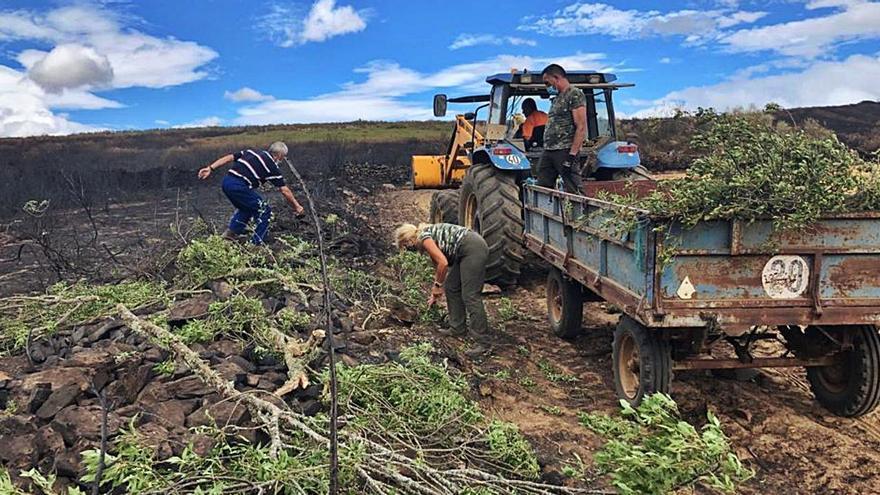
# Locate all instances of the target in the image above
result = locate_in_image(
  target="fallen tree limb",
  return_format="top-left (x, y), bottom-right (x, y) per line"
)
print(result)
top-left (118, 304), bottom-right (610, 494)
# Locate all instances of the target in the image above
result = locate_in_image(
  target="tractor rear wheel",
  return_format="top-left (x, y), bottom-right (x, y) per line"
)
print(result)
top-left (806, 325), bottom-right (880, 417)
top-left (429, 189), bottom-right (460, 224)
top-left (458, 163), bottom-right (524, 286)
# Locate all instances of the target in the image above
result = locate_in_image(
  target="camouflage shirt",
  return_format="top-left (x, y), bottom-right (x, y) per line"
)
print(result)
top-left (544, 86), bottom-right (586, 150)
top-left (418, 223), bottom-right (469, 259)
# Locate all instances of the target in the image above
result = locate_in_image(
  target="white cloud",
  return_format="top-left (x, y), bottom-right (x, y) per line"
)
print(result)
top-left (449, 34), bottom-right (537, 50)
top-left (720, 1), bottom-right (880, 57)
top-left (155, 119), bottom-right (171, 126)
top-left (0, 65), bottom-right (104, 137)
top-left (234, 52), bottom-right (614, 124)
top-left (520, 3), bottom-right (767, 43)
top-left (631, 54), bottom-right (880, 117)
top-left (174, 116), bottom-right (224, 128)
top-left (0, 4), bottom-right (218, 136)
top-left (224, 87), bottom-right (274, 103)
top-left (261, 0), bottom-right (368, 47)
top-left (27, 44), bottom-right (113, 92)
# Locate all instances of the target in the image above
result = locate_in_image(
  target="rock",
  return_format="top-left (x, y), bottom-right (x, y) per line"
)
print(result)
top-left (36, 383), bottom-right (82, 419)
top-left (165, 375), bottom-right (214, 399)
top-left (62, 347), bottom-right (118, 370)
top-left (481, 284), bottom-right (503, 295)
top-left (142, 347), bottom-right (167, 363)
top-left (186, 400), bottom-right (250, 429)
top-left (340, 354), bottom-right (359, 367)
top-left (43, 355), bottom-right (61, 367)
top-left (134, 423), bottom-right (177, 461)
top-left (86, 319), bottom-right (124, 343)
top-left (106, 363), bottom-right (153, 405)
top-left (381, 183), bottom-right (396, 191)
top-left (0, 389), bottom-right (8, 410)
top-left (294, 383), bottom-right (323, 401)
top-left (0, 415), bottom-right (37, 467)
top-left (144, 399), bottom-right (199, 428)
top-left (190, 434), bottom-right (216, 457)
top-left (245, 374), bottom-right (261, 387)
top-left (225, 355), bottom-right (256, 373)
top-left (214, 361), bottom-right (248, 386)
top-left (296, 399), bottom-right (322, 416)
top-left (137, 381), bottom-right (172, 406)
top-left (55, 446), bottom-right (85, 477)
top-left (22, 367), bottom-right (90, 393)
top-left (35, 425), bottom-right (65, 459)
top-left (207, 340), bottom-right (242, 358)
top-left (168, 293), bottom-right (216, 323)
top-left (27, 383), bottom-right (53, 413)
top-left (350, 331), bottom-right (376, 345)
top-left (52, 405), bottom-right (122, 445)
top-left (209, 280), bottom-right (234, 300)
top-left (388, 300), bottom-right (418, 324)
top-left (262, 297), bottom-right (283, 313)
top-left (339, 317), bottom-right (354, 333)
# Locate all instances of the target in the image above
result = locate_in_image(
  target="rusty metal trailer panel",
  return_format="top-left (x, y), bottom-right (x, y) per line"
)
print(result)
top-left (523, 184), bottom-right (880, 333)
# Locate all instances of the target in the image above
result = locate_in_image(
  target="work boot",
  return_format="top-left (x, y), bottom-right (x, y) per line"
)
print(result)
top-left (437, 325), bottom-right (467, 337)
top-left (464, 341), bottom-right (492, 359)
top-left (221, 229), bottom-right (238, 241)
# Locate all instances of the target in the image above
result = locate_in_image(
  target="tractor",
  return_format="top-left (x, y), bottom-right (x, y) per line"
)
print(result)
top-left (411, 69), bottom-right (646, 285)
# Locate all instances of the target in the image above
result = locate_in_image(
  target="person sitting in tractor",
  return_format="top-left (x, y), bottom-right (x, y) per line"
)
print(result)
top-left (520, 98), bottom-right (547, 151)
top-left (198, 142), bottom-right (305, 245)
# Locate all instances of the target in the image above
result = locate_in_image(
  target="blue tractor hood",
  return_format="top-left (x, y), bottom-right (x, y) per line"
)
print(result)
top-left (596, 141), bottom-right (641, 169)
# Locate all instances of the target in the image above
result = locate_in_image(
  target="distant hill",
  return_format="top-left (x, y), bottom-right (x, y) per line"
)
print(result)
top-left (783, 100), bottom-right (880, 136)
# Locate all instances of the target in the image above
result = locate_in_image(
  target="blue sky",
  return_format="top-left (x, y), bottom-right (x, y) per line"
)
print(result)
top-left (0, 0), bottom-right (878, 136)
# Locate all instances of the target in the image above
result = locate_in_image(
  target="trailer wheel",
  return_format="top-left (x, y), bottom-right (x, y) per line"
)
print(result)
top-left (546, 268), bottom-right (583, 339)
top-left (459, 163), bottom-right (524, 286)
top-left (429, 189), bottom-right (460, 224)
top-left (612, 316), bottom-right (672, 406)
top-left (806, 325), bottom-right (880, 417)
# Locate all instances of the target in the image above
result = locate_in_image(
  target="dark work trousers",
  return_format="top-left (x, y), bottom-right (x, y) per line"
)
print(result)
top-left (444, 232), bottom-right (490, 336)
top-left (222, 174), bottom-right (272, 245)
top-left (536, 148), bottom-right (582, 194)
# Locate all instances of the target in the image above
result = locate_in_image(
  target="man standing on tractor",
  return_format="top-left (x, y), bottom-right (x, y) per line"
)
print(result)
top-left (537, 64), bottom-right (587, 193)
top-left (198, 141), bottom-right (305, 245)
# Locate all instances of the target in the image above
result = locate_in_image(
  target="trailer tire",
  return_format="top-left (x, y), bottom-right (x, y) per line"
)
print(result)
top-left (612, 316), bottom-right (672, 406)
top-left (547, 268), bottom-right (583, 339)
top-left (806, 325), bottom-right (880, 417)
top-left (429, 189), bottom-right (460, 224)
top-left (459, 163), bottom-right (524, 286)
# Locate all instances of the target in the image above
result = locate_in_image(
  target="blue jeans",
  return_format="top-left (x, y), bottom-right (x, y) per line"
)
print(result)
top-left (222, 175), bottom-right (272, 245)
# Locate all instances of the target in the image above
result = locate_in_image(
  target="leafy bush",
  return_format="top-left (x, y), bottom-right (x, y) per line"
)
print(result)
top-left (175, 235), bottom-right (258, 286)
top-left (485, 420), bottom-right (541, 479)
top-left (579, 394), bottom-right (753, 495)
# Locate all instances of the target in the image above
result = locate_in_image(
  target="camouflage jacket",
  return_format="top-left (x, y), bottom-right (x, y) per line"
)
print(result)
top-left (544, 86), bottom-right (586, 150)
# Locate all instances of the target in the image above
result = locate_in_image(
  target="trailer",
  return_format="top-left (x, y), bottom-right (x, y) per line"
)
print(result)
top-left (523, 183), bottom-right (880, 417)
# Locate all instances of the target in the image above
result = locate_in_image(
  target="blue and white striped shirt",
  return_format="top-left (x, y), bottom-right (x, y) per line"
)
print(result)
top-left (227, 149), bottom-right (286, 188)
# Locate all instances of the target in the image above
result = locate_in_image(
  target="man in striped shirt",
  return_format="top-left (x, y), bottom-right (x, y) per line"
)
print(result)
top-left (198, 141), bottom-right (305, 244)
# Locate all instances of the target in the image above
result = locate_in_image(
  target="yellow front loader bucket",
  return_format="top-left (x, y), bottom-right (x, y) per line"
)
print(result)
top-left (411, 155), bottom-right (468, 189)
top-left (411, 155), bottom-right (446, 189)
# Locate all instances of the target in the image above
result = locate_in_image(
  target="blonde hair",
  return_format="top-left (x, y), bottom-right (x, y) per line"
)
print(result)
top-left (394, 223), bottom-right (430, 249)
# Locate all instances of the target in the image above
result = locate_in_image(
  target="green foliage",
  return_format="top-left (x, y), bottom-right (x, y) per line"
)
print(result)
top-left (0, 280), bottom-right (167, 355)
top-left (273, 307), bottom-right (312, 332)
top-left (386, 251), bottom-right (444, 323)
top-left (579, 394), bottom-right (753, 495)
top-left (541, 405), bottom-right (563, 416)
top-left (153, 359), bottom-right (175, 376)
top-left (537, 359), bottom-right (578, 384)
top-left (175, 319), bottom-right (217, 345)
top-left (0, 467), bottom-right (25, 495)
top-left (495, 297), bottom-right (519, 324)
top-left (485, 421), bottom-right (541, 479)
top-left (175, 235), bottom-right (258, 286)
top-left (334, 344), bottom-right (540, 479)
top-left (612, 110), bottom-right (880, 234)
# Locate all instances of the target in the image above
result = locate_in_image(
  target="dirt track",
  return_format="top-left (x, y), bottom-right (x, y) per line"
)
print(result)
top-left (377, 188), bottom-right (880, 494)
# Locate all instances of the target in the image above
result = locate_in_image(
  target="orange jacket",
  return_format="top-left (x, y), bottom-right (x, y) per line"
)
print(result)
top-left (522, 111), bottom-right (548, 140)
